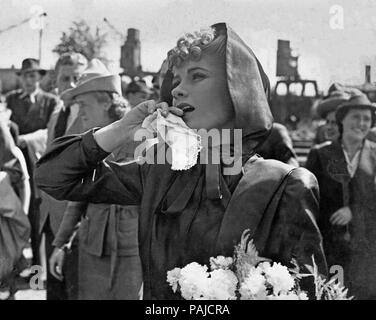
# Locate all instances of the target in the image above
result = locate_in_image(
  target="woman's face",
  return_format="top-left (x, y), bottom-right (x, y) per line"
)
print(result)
top-left (75, 93), bottom-right (111, 131)
top-left (56, 65), bottom-right (85, 96)
top-left (171, 54), bottom-right (234, 130)
top-left (324, 111), bottom-right (339, 141)
top-left (341, 108), bottom-right (372, 142)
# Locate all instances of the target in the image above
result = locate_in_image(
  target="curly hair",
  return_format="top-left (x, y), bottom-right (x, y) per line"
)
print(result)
top-left (167, 27), bottom-right (226, 68)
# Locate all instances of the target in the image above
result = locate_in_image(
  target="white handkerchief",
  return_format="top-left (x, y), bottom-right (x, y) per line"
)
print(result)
top-left (142, 110), bottom-right (202, 170)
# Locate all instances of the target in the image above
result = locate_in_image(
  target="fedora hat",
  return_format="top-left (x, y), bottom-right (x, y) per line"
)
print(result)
top-left (60, 59), bottom-right (122, 101)
top-left (336, 93), bottom-right (376, 123)
top-left (316, 90), bottom-right (351, 119)
top-left (16, 58), bottom-right (46, 76)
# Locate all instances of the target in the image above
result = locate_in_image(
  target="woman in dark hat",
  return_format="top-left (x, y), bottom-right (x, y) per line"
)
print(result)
top-left (313, 87), bottom-right (350, 145)
top-left (35, 23), bottom-right (326, 299)
top-left (306, 93), bottom-right (376, 299)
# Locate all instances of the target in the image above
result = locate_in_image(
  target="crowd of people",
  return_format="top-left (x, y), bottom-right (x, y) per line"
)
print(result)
top-left (1, 22), bottom-right (376, 300)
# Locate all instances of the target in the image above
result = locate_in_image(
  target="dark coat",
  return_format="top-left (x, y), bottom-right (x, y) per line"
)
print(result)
top-left (35, 130), bottom-right (327, 299)
top-left (254, 122), bottom-right (298, 164)
top-left (6, 89), bottom-right (58, 135)
top-left (306, 139), bottom-right (376, 299)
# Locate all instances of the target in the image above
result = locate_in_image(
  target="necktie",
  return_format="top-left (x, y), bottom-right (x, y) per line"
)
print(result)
top-left (54, 107), bottom-right (71, 139)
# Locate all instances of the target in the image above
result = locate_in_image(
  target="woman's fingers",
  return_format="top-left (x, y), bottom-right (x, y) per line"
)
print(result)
top-left (169, 107), bottom-right (184, 117)
top-left (146, 100), bottom-right (157, 114)
top-left (330, 211), bottom-right (339, 222)
top-left (330, 212), bottom-right (342, 225)
top-left (155, 102), bottom-right (169, 117)
top-left (49, 257), bottom-right (61, 280)
top-left (143, 101), bottom-right (184, 118)
top-left (330, 211), bottom-right (350, 225)
top-left (49, 250), bottom-right (65, 281)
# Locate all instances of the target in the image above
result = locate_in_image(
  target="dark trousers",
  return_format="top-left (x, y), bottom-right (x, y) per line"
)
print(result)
top-left (43, 219), bottom-right (79, 300)
top-left (20, 146), bottom-right (41, 267)
top-left (29, 197), bottom-right (42, 266)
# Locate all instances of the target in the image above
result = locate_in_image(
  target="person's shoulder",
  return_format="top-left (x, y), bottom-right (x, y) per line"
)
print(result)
top-left (5, 89), bottom-right (23, 99)
top-left (365, 138), bottom-right (376, 153)
top-left (38, 90), bottom-right (58, 101)
top-left (272, 122), bottom-right (289, 133)
top-left (243, 156), bottom-right (293, 182)
top-left (242, 156), bottom-right (317, 196)
top-left (310, 140), bottom-right (335, 153)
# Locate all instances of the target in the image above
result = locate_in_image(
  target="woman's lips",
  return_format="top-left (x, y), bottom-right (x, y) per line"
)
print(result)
top-left (176, 103), bottom-right (195, 113)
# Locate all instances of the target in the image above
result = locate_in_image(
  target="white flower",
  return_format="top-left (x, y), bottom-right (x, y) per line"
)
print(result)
top-left (167, 268), bottom-right (181, 293)
top-left (257, 261), bottom-right (271, 273)
top-left (180, 262), bottom-right (209, 283)
top-left (210, 256), bottom-right (233, 271)
top-left (268, 291), bottom-right (308, 300)
top-left (297, 292), bottom-right (309, 300)
top-left (207, 269), bottom-right (238, 300)
top-left (239, 267), bottom-right (267, 299)
top-left (263, 262), bottom-right (295, 294)
top-left (179, 262), bottom-right (210, 300)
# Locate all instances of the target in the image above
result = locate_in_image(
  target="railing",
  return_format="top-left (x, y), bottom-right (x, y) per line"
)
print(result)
top-left (292, 139), bottom-right (314, 166)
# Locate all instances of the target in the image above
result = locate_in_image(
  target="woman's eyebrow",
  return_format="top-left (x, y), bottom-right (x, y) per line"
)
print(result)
top-left (187, 67), bottom-right (209, 73)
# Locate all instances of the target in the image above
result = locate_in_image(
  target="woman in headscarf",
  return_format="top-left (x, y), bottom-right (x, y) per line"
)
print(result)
top-left (306, 92), bottom-right (376, 299)
top-left (35, 23), bottom-right (326, 299)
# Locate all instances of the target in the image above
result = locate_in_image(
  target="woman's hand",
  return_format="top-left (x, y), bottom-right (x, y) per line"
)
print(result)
top-left (94, 100), bottom-right (183, 153)
top-left (120, 100), bottom-right (183, 140)
top-left (330, 206), bottom-right (352, 226)
top-left (49, 247), bottom-right (66, 281)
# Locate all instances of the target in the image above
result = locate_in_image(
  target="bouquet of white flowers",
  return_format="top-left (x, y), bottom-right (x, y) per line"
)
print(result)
top-left (167, 230), bottom-right (352, 300)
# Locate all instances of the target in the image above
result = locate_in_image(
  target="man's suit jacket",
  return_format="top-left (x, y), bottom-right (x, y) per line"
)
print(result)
top-left (6, 89), bottom-right (58, 135)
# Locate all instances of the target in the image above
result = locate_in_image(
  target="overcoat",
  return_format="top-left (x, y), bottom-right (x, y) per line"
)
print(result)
top-left (306, 139), bottom-right (376, 299)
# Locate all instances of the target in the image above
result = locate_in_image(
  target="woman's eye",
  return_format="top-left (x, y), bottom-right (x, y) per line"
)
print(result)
top-left (192, 73), bottom-right (206, 81)
top-left (172, 81), bottom-right (180, 88)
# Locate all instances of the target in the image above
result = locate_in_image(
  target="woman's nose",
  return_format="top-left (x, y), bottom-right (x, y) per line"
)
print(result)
top-left (171, 85), bottom-right (188, 100)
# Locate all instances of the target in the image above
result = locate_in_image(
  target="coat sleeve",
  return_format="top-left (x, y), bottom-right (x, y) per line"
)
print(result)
top-left (35, 129), bottom-right (144, 205)
top-left (304, 147), bottom-right (321, 179)
top-left (52, 201), bottom-right (87, 248)
top-left (271, 167), bottom-right (327, 277)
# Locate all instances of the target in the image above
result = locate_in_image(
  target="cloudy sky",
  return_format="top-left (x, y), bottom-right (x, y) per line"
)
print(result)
top-left (1, 0), bottom-right (376, 91)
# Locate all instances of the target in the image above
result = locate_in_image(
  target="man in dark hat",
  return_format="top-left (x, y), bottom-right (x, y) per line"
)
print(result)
top-left (6, 58), bottom-right (58, 267)
top-left (6, 58), bottom-right (57, 136)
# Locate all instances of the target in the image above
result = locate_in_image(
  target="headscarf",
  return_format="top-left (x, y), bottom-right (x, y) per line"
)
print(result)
top-left (159, 23), bottom-right (273, 199)
top-left (161, 23), bottom-right (273, 155)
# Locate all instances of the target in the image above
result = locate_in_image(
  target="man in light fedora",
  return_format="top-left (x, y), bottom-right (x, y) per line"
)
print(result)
top-left (6, 58), bottom-right (58, 268)
top-left (48, 59), bottom-right (142, 300)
